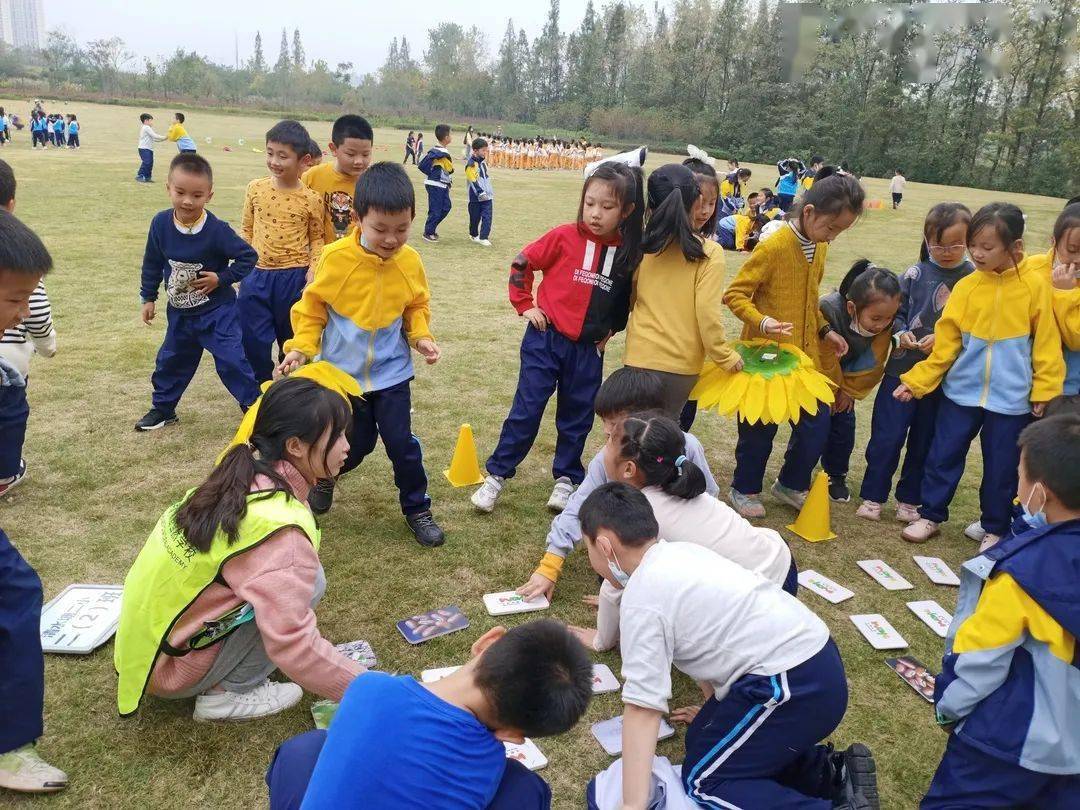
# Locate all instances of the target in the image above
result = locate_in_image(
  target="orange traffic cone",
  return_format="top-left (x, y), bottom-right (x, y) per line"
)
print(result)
top-left (786, 471), bottom-right (836, 542)
top-left (443, 424), bottom-right (486, 487)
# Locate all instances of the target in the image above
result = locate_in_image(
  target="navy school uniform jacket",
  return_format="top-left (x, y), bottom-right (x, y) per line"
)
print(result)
top-left (418, 146), bottom-right (454, 189)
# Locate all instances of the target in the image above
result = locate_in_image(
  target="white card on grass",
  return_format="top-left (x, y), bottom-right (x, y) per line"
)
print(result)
top-left (482, 591), bottom-right (551, 616)
top-left (504, 738), bottom-right (548, 771)
top-left (591, 715), bottom-right (675, 756)
top-left (850, 614), bottom-right (908, 650)
top-left (913, 556), bottom-right (961, 586)
top-left (420, 665), bottom-right (461, 683)
top-left (592, 663), bottom-right (620, 694)
top-left (907, 600), bottom-right (953, 638)
top-left (797, 570), bottom-right (855, 604)
top-left (857, 560), bottom-right (914, 591)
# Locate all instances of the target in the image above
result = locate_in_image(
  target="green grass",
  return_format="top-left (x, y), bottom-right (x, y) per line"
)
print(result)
top-left (0, 99), bottom-right (1066, 809)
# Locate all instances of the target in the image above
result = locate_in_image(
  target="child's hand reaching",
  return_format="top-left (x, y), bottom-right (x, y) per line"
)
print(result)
top-left (189, 271), bottom-right (219, 294)
top-left (917, 334), bottom-right (935, 353)
top-left (898, 331), bottom-right (920, 351)
top-left (516, 572), bottom-right (555, 601)
top-left (522, 307), bottom-right (548, 332)
top-left (893, 383), bottom-right (914, 402)
top-left (823, 330), bottom-right (849, 357)
top-left (141, 301), bottom-right (156, 325)
top-left (832, 391), bottom-right (855, 414)
top-left (1052, 261), bottom-right (1077, 291)
top-left (761, 317), bottom-right (793, 337)
top-left (1032, 401), bottom-right (1047, 418)
top-left (669, 705), bottom-right (702, 725)
top-left (275, 350), bottom-right (308, 379)
top-left (415, 338), bottom-right (441, 364)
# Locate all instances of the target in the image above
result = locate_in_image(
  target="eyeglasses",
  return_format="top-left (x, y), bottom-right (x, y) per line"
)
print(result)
top-left (927, 243), bottom-right (966, 254)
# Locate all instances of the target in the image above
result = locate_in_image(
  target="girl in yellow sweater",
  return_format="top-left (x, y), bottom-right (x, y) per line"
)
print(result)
top-left (624, 163), bottom-right (742, 417)
top-left (722, 167), bottom-right (865, 518)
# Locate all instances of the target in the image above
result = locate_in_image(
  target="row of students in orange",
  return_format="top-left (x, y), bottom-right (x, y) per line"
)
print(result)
top-left (486, 137), bottom-right (603, 171)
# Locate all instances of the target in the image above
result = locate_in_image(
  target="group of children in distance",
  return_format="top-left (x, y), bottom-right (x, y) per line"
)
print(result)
top-left (20, 109), bottom-right (79, 150)
top-left (0, 104), bottom-right (1078, 808)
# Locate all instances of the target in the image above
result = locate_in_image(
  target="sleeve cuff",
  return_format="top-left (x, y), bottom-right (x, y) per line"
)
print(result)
top-left (535, 552), bottom-right (565, 583)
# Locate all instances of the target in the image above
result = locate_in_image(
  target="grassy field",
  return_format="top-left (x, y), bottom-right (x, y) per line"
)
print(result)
top-left (0, 99), bottom-right (1066, 809)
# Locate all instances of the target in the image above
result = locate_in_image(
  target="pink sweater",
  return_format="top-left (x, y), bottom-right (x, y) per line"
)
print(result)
top-left (148, 461), bottom-right (363, 701)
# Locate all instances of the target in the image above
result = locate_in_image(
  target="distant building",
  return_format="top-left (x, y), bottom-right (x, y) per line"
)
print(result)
top-left (0, 0), bottom-right (44, 50)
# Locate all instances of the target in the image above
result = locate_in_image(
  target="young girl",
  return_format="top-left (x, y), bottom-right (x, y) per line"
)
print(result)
top-left (65, 115), bottom-right (79, 149)
top-left (471, 161), bottom-right (644, 515)
top-left (723, 167), bottom-right (864, 518)
top-left (414, 131), bottom-right (424, 163)
top-left (813, 261), bottom-right (901, 503)
top-left (624, 163), bottom-right (743, 419)
top-left (403, 130), bottom-right (416, 165)
top-left (857, 203), bottom-right (973, 522)
top-left (575, 483), bottom-right (878, 810)
top-left (775, 158), bottom-right (805, 211)
top-left (895, 203), bottom-right (1064, 545)
top-left (114, 377), bottom-right (365, 721)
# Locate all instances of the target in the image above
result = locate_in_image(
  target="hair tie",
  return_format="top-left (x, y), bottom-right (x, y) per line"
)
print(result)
top-left (674, 455), bottom-right (686, 468)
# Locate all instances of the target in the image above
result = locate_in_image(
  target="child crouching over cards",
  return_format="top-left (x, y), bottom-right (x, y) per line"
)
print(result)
top-left (267, 620), bottom-right (593, 809)
top-left (923, 414), bottom-right (1080, 808)
top-left (577, 483), bottom-right (879, 810)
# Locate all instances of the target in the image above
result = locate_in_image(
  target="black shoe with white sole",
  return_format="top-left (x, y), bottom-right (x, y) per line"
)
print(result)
top-left (135, 408), bottom-right (179, 431)
top-left (406, 510), bottom-right (445, 547)
top-left (828, 475), bottom-right (851, 503)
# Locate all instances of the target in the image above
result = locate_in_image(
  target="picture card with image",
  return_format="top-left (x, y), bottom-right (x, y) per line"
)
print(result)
top-left (591, 715), bottom-right (675, 756)
top-left (912, 556), bottom-right (961, 586)
top-left (849, 613), bottom-right (908, 650)
top-left (482, 591), bottom-right (550, 616)
top-left (907, 600), bottom-right (953, 638)
top-left (504, 738), bottom-right (548, 771)
top-left (396, 606), bottom-right (469, 645)
top-left (857, 560), bottom-right (914, 591)
top-left (797, 570), bottom-right (855, 604)
top-left (591, 663), bottom-right (620, 694)
top-left (885, 656), bottom-right (937, 703)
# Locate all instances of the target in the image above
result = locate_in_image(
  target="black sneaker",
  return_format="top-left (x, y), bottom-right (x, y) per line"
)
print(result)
top-left (422, 234), bottom-right (438, 243)
top-left (308, 479), bottom-right (336, 516)
top-left (406, 510), bottom-right (445, 547)
top-left (828, 476), bottom-right (851, 503)
top-left (135, 408), bottom-right (179, 431)
top-left (832, 744), bottom-right (879, 810)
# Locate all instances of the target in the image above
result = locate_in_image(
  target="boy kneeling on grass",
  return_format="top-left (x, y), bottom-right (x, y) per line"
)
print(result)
top-left (267, 620), bottom-right (593, 809)
top-left (923, 413), bottom-right (1080, 808)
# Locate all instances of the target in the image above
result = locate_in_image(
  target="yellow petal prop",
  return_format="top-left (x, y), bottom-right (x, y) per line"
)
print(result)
top-left (690, 339), bottom-right (836, 425)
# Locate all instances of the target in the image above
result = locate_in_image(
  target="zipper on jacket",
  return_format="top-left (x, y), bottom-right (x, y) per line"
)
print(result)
top-left (979, 274), bottom-right (1002, 408)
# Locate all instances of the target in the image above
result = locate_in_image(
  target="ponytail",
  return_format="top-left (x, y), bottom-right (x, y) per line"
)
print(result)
top-left (838, 259), bottom-right (901, 307)
top-left (618, 413), bottom-right (707, 500)
top-left (641, 163), bottom-right (706, 262)
top-left (579, 162), bottom-right (644, 274)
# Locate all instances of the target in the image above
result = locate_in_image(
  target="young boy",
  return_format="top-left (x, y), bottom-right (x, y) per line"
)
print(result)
top-left (136, 154), bottom-right (261, 431)
top-left (465, 137), bottom-right (494, 246)
top-left (418, 123), bottom-right (453, 242)
top-left (924, 413), bottom-right (1080, 808)
top-left (277, 162), bottom-right (445, 547)
top-left (576, 483), bottom-right (879, 810)
top-left (239, 119), bottom-right (324, 383)
top-left (0, 209), bottom-right (67, 794)
top-left (136, 113), bottom-right (167, 182)
top-left (265, 621), bottom-right (592, 809)
top-left (890, 169), bottom-right (906, 209)
top-left (166, 112), bottom-right (196, 154)
top-left (302, 114), bottom-right (374, 244)
top-left (516, 367), bottom-right (719, 601)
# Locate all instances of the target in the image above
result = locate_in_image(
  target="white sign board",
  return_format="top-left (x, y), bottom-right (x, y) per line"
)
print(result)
top-left (40, 584), bottom-right (123, 654)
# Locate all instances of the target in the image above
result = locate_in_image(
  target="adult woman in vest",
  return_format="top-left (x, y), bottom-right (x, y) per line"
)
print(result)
top-left (115, 377), bottom-right (364, 721)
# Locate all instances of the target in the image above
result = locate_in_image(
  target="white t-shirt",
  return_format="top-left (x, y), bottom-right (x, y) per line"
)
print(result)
top-left (619, 541), bottom-right (830, 713)
top-left (890, 175), bottom-right (906, 193)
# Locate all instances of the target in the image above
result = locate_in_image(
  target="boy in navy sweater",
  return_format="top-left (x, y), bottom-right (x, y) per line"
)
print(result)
top-left (136, 153), bottom-right (260, 431)
top-left (418, 123), bottom-right (453, 242)
top-left (465, 137), bottom-right (494, 245)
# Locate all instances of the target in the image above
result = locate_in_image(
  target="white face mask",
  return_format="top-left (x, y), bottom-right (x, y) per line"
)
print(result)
top-left (606, 549), bottom-right (631, 587)
top-left (359, 232), bottom-right (372, 251)
top-left (849, 309), bottom-right (879, 338)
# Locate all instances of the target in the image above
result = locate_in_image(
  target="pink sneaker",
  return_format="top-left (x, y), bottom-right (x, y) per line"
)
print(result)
top-left (901, 518), bottom-right (939, 544)
top-left (856, 501), bottom-right (882, 521)
top-left (978, 533), bottom-right (1001, 553)
top-left (895, 502), bottom-right (920, 523)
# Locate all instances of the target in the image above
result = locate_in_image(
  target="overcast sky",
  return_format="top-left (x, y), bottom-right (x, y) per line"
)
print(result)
top-left (45, 0), bottom-right (596, 75)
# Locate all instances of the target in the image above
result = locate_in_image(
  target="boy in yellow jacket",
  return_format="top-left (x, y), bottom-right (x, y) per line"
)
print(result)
top-left (277, 163), bottom-right (445, 547)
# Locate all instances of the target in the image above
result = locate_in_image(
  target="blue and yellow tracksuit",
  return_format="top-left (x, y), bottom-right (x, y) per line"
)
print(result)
top-left (923, 520), bottom-right (1080, 807)
top-left (900, 265), bottom-right (1064, 534)
top-left (418, 145), bottom-right (453, 238)
top-left (284, 234), bottom-right (434, 514)
top-left (1021, 250), bottom-right (1080, 394)
top-left (465, 154), bottom-right (493, 240)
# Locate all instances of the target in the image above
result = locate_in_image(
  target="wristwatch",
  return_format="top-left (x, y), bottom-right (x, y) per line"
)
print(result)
top-left (818, 324), bottom-right (834, 339)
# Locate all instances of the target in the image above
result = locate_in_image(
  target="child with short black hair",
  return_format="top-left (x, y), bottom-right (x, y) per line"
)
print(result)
top-left (923, 413), bottom-right (1080, 808)
top-left (136, 113), bottom-right (167, 181)
top-left (267, 620), bottom-right (593, 809)
top-left (239, 120), bottom-right (325, 383)
top-left (1025, 201), bottom-right (1080, 394)
top-left (167, 112), bottom-right (196, 154)
top-left (465, 137), bottom-right (494, 245)
top-left (890, 169), bottom-right (906, 209)
top-left (136, 153), bottom-right (261, 431)
top-left (277, 162), bottom-right (445, 547)
top-left (303, 114), bottom-right (374, 243)
top-left (418, 123), bottom-right (453, 242)
top-left (65, 115), bottom-right (79, 149)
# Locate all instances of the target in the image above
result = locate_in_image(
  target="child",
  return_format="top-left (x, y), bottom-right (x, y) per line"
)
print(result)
top-left (306, 140), bottom-right (323, 165)
top-left (718, 167), bottom-right (752, 216)
top-left (51, 115), bottom-right (64, 148)
top-left (1025, 202), bottom-right (1080, 394)
top-left (267, 621), bottom-right (593, 810)
top-left (802, 155), bottom-right (824, 190)
top-left (277, 162), bottom-right (445, 547)
top-left (471, 162), bottom-right (643, 516)
top-left (814, 261), bottom-right (901, 502)
top-left (403, 130), bottom-right (416, 165)
top-left (889, 169), bottom-right (906, 209)
top-left (303, 114), bottom-right (374, 244)
top-left (573, 414), bottom-right (796, 654)
top-left (0, 209), bottom-right (68, 794)
top-left (65, 115), bottom-right (79, 149)
top-left (239, 119), bottom-right (324, 383)
top-left (858, 203), bottom-right (973, 522)
top-left (723, 167), bottom-right (864, 518)
top-left (116, 377), bottom-right (363, 721)
top-left (136, 154), bottom-right (261, 431)
top-left (418, 124), bottom-right (453, 242)
top-left (575, 483), bottom-right (879, 810)
top-left (136, 113), bottom-right (167, 182)
top-left (776, 157), bottom-right (805, 211)
top-left (625, 163), bottom-right (742, 419)
top-left (516, 367), bottom-right (719, 602)
top-left (923, 414), bottom-right (1080, 809)
top-left (715, 193), bottom-right (764, 252)
top-left (682, 156), bottom-right (719, 239)
top-left (166, 112), bottom-right (197, 153)
top-left (414, 131), bottom-right (424, 163)
top-left (465, 137), bottom-right (494, 246)
top-left (28, 113), bottom-right (45, 148)
top-left (895, 202), bottom-right (1064, 545)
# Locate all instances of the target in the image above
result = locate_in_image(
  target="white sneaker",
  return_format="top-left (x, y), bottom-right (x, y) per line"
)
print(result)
top-left (471, 475), bottom-right (505, 513)
top-left (470, 235), bottom-right (481, 243)
top-left (547, 477), bottom-right (576, 513)
top-left (963, 521), bottom-right (986, 543)
top-left (193, 680), bottom-right (303, 722)
top-left (478, 239), bottom-right (492, 247)
top-left (0, 744), bottom-right (68, 793)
